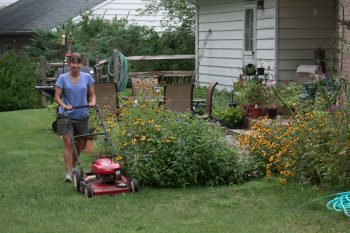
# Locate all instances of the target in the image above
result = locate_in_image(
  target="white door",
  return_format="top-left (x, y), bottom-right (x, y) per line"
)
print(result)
top-left (243, 5), bottom-right (256, 66)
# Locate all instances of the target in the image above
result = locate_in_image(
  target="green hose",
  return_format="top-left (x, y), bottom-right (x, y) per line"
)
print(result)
top-left (327, 191), bottom-right (350, 217)
top-left (107, 51), bottom-right (128, 92)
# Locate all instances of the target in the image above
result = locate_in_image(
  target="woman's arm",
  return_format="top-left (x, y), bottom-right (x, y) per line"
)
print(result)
top-left (88, 84), bottom-right (96, 107)
top-left (54, 87), bottom-right (72, 109)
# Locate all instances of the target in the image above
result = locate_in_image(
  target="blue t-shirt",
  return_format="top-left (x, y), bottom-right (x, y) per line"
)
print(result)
top-left (55, 71), bottom-right (94, 119)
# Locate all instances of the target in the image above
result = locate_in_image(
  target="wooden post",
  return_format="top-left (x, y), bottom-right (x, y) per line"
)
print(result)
top-left (41, 56), bottom-right (47, 106)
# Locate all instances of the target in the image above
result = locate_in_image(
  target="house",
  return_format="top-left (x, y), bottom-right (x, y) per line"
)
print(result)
top-left (72, 0), bottom-right (166, 32)
top-left (0, 0), bottom-right (105, 55)
top-left (195, 0), bottom-right (350, 89)
top-left (0, 0), bottom-right (165, 55)
top-left (0, 0), bottom-right (17, 9)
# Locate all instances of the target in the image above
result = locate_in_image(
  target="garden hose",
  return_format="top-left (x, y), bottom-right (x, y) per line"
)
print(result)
top-left (326, 191), bottom-right (350, 217)
top-left (107, 51), bottom-right (128, 92)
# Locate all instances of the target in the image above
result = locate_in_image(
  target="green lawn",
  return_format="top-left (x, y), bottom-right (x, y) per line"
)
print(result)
top-left (0, 109), bottom-right (349, 233)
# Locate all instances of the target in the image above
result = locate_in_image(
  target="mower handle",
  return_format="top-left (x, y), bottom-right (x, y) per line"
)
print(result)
top-left (63, 104), bottom-right (100, 111)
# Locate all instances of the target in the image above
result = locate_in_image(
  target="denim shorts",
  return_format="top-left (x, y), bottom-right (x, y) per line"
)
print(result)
top-left (57, 116), bottom-right (89, 136)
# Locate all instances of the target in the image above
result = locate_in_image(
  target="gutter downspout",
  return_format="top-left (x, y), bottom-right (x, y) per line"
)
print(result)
top-left (195, 2), bottom-right (199, 86)
top-left (274, 0), bottom-right (279, 82)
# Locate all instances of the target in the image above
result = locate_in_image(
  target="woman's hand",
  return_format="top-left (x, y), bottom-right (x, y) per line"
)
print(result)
top-left (88, 101), bottom-right (96, 107)
top-left (64, 104), bottom-right (73, 110)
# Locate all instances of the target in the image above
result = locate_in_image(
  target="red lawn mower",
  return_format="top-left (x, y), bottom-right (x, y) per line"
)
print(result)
top-left (64, 105), bottom-right (139, 198)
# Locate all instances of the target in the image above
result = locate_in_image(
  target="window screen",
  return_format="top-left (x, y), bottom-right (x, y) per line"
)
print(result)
top-left (245, 8), bottom-right (254, 52)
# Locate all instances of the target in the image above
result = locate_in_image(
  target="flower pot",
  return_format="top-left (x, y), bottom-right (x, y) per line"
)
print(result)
top-left (267, 108), bottom-right (277, 119)
top-left (257, 67), bottom-right (265, 75)
top-left (247, 107), bottom-right (262, 118)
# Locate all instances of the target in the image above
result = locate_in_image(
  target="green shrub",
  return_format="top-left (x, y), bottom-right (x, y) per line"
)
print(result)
top-left (97, 96), bottom-right (241, 187)
top-left (212, 106), bottom-right (244, 129)
top-left (239, 109), bottom-right (350, 188)
top-left (0, 52), bottom-right (41, 111)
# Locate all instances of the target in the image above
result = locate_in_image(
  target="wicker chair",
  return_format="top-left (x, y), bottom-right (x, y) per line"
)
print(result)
top-left (164, 83), bottom-right (194, 113)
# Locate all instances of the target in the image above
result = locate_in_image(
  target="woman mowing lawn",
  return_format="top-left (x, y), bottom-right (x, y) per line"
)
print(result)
top-left (54, 53), bottom-right (96, 182)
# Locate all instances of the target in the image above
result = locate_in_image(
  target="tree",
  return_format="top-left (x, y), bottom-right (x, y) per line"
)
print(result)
top-left (141, 0), bottom-right (196, 29)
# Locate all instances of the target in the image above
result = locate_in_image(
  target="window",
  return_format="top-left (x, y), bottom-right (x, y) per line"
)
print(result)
top-left (244, 8), bottom-right (254, 52)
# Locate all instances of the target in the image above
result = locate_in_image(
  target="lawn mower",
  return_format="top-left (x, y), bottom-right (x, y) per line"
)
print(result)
top-left (64, 105), bottom-right (139, 198)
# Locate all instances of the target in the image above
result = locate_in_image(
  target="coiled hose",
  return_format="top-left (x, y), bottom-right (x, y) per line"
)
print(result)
top-left (327, 191), bottom-right (350, 217)
top-left (107, 51), bottom-right (128, 92)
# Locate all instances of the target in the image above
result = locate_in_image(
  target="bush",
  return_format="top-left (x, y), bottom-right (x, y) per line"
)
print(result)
top-left (212, 106), bottom-right (244, 129)
top-left (0, 52), bottom-right (41, 111)
top-left (239, 110), bottom-right (350, 188)
top-left (97, 95), bottom-right (241, 187)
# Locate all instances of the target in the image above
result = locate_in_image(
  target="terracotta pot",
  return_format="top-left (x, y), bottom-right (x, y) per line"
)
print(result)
top-left (247, 107), bottom-right (262, 118)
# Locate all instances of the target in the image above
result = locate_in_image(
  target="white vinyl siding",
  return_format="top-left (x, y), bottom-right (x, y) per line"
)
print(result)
top-left (277, 0), bottom-right (337, 80)
top-left (197, 0), bottom-right (244, 89)
top-left (197, 0), bottom-right (275, 90)
top-left (255, 0), bottom-right (275, 75)
top-left (73, 0), bottom-right (165, 32)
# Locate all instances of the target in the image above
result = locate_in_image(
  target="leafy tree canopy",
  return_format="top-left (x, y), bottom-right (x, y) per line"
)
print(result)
top-left (140, 0), bottom-right (196, 28)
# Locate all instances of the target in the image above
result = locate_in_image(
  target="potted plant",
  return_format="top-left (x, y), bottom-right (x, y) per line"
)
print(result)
top-left (257, 58), bottom-right (265, 75)
top-left (212, 106), bottom-right (244, 129)
top-left (242, 63), bottom-right (256, 76)
top-left (237, 78), bottom-right (265, 118)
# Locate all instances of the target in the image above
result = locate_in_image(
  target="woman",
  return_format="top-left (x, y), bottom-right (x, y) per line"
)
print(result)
top-left (54, 53), bottom-right (96, 182)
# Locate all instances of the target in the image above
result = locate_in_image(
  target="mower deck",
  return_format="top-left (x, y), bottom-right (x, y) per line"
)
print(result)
top-left (90, 182), bottom-right (130, 196)
top-left (80, 174), bottom-right (131, 196)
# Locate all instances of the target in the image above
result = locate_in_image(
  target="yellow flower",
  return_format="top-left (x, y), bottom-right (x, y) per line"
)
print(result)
top-left (155, 124), bottom-right (161, 131)
top-left (120, 129), bottom-right (126, 136)
top-left (131, 138), bottom-right (137, 145)
top-left (278, 177), bottom-right (287, 185)
top-left (140, 135), bottom-right (146, 141)
top-left (122, 142), bottom-right (128, 147)
top-left (148, 119), bottom-right (154, 123)
top-left (140, 121), bottom-right (145, 126)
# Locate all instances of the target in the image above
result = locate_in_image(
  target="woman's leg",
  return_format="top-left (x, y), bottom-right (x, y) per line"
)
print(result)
top-left (62, 134), bottom-right (74, 173)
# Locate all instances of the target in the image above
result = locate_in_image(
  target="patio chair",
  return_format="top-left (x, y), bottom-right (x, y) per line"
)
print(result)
top-left (294, 65), bottom-right (320, 85)
top-left (94, 82), bottom-right (118, 115)
top-left (203, 81), bottom-right (218, 119)
top-left (194, 81), bottom-right (218, 119)
top-left (131, 77), bottom-right (158, 99)
top-left (164, 83), bottom-right (194, 113)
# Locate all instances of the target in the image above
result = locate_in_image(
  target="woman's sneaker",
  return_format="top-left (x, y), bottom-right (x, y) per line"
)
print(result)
top-left (64, 172), bottom-right (72, 182)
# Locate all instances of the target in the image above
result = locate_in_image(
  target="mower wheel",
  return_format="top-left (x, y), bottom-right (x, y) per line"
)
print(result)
top-left (72, 170), bottom-right (81, 192)
top-left (52, 120), bottom-right (58, 133)
top-left (130, 179), bottom-right (140, 192)
top-left (84, 184), bottom-right (93, 198)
